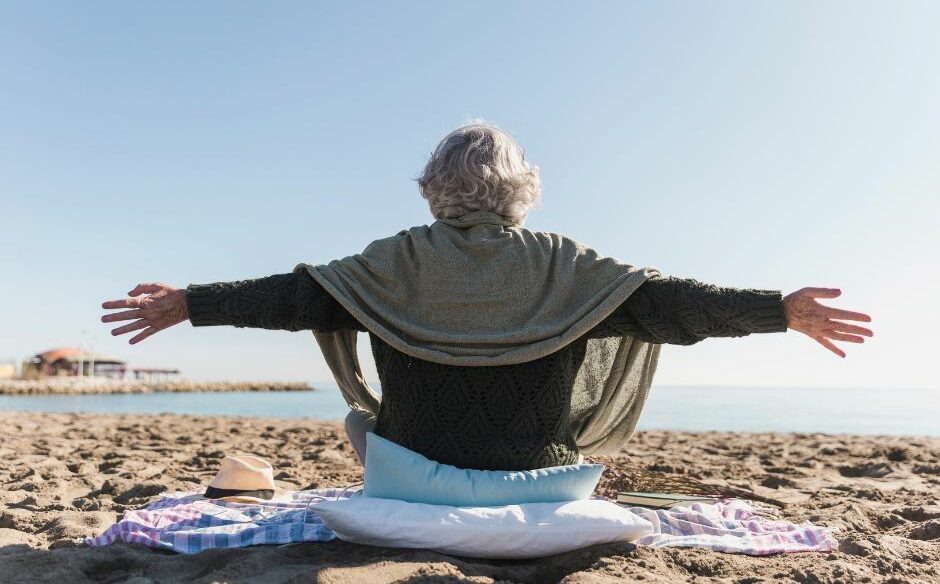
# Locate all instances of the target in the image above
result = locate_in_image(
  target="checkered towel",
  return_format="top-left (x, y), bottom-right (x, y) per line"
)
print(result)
top-left (630, 499), bottom-right (837, 555)
top-left (85, 488), bottom-right (348, 554)
top-left (87, 491), bottom-right (834, 556)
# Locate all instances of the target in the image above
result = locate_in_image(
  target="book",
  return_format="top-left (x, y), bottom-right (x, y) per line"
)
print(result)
top-left (616, 492), bottom-right (720, 509)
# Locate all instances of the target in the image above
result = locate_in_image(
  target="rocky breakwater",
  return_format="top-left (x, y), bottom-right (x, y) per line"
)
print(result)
top-left (0, 378), bottom-right (312, 395)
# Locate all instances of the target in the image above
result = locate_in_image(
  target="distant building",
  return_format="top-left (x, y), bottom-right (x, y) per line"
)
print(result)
top-left (131, 367), bottom-right (181, 382)
top-left (21, 347), bottom-right (127, 379)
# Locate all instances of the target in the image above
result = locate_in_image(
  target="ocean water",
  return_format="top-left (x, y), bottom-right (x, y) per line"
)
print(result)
top-left (0, 385), bottom-right (937, 436)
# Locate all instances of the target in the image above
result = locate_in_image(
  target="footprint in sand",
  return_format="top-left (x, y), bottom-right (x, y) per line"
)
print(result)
top-left (837, 462), bottom-right (895, 478)
top-left (909, 519), bottom-right (940, 541)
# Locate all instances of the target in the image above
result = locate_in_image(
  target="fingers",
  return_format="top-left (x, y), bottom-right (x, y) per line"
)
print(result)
top-left (129, 283), bottom-right (163, 297)
top-left (129, 326), bottom-right (159, 345)
top-left (824, 308), bottom-right (872, 322)
top-left (101, 298), bottom-right (146, 310)
top-left (828, 321), bottom-right (874, 337)
top-left (101, 283), bottom-right (169, 344)
top-left (814, 336), bottom-right (846, 358)
top-left (101, 309), bottom-right (146, 323)
top-left (823, 331), bottom-right (866, 344)
top-left (111, 319), bottom-right (149, 336)
top-left (803, 287), bottom-right (841, 299)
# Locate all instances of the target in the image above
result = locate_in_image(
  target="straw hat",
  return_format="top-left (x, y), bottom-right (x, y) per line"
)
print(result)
top-left (204, 455), bottom-right (276, 503)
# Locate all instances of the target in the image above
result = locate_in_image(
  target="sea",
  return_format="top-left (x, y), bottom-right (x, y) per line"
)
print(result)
top-left (0, 385), bottom-right (937, 436)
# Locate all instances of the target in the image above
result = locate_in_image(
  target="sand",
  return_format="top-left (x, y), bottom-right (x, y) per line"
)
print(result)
top-left (0, 412), bottom-right (937, 584)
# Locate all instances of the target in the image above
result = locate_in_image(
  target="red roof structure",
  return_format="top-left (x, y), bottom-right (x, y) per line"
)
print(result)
top-left (36, 347), bottom-right (124, 365)
top-left (25, 347), bottom-right (128, 379)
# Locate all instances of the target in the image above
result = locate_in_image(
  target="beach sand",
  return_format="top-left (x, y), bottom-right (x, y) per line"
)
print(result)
top-left (0, 412), bottom-right (937, 583)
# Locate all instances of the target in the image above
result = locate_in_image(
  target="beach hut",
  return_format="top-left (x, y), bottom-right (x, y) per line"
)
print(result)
top-left (22, 347), bottom-right (127, 379)
top-left (131, 367), bottom-right (181, 382)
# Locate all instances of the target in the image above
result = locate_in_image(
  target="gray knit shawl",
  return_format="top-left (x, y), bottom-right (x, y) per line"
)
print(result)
top-left (297, 210), bottom-right (662, 455)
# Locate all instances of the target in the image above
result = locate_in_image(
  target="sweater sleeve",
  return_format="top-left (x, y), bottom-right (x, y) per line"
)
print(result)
top-left (586, 275), bottom-right (788, 344)
top-left (185, 272), bottom-right (366, 332)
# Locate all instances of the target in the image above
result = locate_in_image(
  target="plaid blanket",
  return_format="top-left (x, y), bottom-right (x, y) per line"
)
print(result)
top-left (631, 499), bottom-right (837, 555)
top-left (87, 490), bottom-right (834, 556)
top-left (86, 488), bottom-right (348, 554)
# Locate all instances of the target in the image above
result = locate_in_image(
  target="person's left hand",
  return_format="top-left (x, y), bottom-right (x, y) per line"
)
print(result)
top-left (101, 283), bottom-right (189, 344)
top-left (783, 287), bottom-right (873, 358)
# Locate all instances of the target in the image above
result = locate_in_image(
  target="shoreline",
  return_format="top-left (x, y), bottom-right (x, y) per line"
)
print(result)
top-left (0, 412), bottom-right (937, 583)
top-left (0, 379), bottom-right (312, 395)
top-left (4, 404), bottom-right (939, 440)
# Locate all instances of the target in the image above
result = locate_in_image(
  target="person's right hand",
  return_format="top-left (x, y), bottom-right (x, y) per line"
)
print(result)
top-left (101, 283), bottom-right (189, 344)
top-left (783, 287), bottom-right (873, 358)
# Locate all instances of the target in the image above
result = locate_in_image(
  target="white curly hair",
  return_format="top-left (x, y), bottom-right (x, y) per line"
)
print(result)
top-left (416, 121), bottom-right (541, 225)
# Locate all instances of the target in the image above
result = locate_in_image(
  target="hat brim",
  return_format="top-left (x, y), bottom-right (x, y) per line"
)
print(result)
top-left (214, 495), bottom-right (274, 504)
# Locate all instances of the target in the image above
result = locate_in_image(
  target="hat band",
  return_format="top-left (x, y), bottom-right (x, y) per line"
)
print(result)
top-left (204, 486), bottom-right (275, 500)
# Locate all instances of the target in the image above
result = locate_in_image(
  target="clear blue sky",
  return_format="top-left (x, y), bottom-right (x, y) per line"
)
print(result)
top-left (2, 1), bottom-right (938, 389)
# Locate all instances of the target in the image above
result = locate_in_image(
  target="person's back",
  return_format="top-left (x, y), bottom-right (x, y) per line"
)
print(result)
top-left (100, 121), bottom-right (873, 470)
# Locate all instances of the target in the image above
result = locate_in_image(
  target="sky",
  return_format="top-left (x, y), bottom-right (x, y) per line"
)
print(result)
top-left (1, 1), bottom-right (938, 390)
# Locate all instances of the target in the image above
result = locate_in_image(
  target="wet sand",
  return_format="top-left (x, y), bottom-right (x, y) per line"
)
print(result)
top-left (0, 412), bottom-right (938, 583)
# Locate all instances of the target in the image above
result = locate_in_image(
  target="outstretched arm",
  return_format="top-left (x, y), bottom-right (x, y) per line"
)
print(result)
top-left (100, 272), bottom-right (364, 344)
top-left (588, 276), bottom-right (872, 357)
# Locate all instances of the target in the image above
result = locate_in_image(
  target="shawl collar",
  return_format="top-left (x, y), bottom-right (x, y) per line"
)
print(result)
top-left (436, 210), bottom-right (520, 229)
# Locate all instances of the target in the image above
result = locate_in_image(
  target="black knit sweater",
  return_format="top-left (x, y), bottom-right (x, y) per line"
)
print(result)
top-left (187, 272), bottom-right (787, 470)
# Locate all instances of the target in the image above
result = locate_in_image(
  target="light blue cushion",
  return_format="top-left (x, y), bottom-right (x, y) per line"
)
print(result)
top-left (363, 432), bottom-right (605, 507)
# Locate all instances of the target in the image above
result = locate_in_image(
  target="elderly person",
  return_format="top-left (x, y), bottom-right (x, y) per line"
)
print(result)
top-left (101, 123), bottom-right (872, 471)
